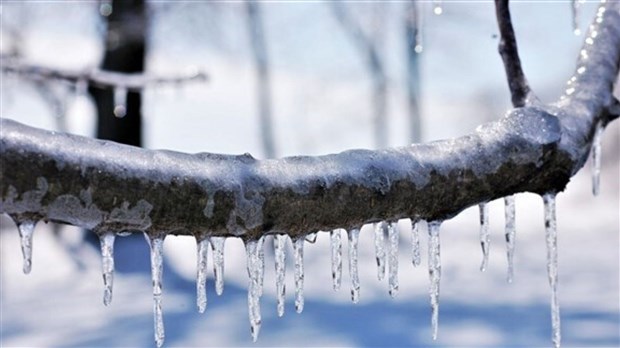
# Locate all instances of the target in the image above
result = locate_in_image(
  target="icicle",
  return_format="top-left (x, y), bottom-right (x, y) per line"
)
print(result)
top-left (16, 219), bottom-right (36, 274)
top-left (293, 237), bottom-right (305, 313)
top-left (245, 239), bottom-right (262, 342)
top-left (543, 193), bottom-right (561, 348)
top-left (196, 238), bottom-right (209, 313)
top-left (428, 221), bottom-right (442, 341)
top-left (479, 203), bottom-right (490, 272)
top-left (387, 222), bottom-right (399, 298)
top-left (113, 86), bottom-right (128, 118)
top-left (257, 236), bottom-right (265, 298)
top-left (99, 232), bottom-right (116, 306)
top-left (305, 232), bottom-right (317, 243)
top-left (348, 228), bottom-right (361, 304)
top-left (411, 219), bottom-right (421, 267)
top-left (414, 1), bottom-right (424, 53)
top-left (210, 236), bottom-right (226, 295)
top-left (433, 0), bottom-right (443, 15)
top-left (75, 78), bottom-right (88, 98)
top-left (274, 235), bottom-right (287, 317)
top-left (330, 229), bottom-right (342, 291)
top-left (591, 120), bottom-right (603, 196)
top-left (504, 196), bottom-right (516, 283)
top-left (373, 222), bottom-right (386, 281)
top-left (146, 234), bottom-right (165, 348)
top-left (571, 0), bottom-right (581, 35)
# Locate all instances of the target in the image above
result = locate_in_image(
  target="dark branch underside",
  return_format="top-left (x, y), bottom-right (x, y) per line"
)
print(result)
top-left (1, 3), bottom-right (619, 241)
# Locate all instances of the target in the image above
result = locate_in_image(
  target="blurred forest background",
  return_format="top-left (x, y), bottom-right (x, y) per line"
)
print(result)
top-left (1, 1), bottom-right (618, 347)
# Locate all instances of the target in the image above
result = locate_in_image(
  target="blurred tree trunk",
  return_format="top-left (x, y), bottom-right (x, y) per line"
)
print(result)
top-left (89, 0), bottom-right (146, 147)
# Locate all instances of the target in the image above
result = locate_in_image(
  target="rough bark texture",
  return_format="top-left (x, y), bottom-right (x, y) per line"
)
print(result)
top-left (1, 3), bottom-right (619, 242)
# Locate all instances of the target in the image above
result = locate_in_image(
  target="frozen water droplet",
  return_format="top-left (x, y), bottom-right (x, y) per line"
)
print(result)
top-left (543, 193), bottom-right (561, 348)
top-left (428, 221), bottom-right (442, 340)
top-left (411, 220), bottom-right (421, 267)
top-left (305, 232), bottom-right (317, 243)
top-left (274, 235), bottom-right (287, 317)
top-left (210, 237), bottom-right (226, 295)
top-left (293, 237), bottom-right (305, 313)
top-left (433, 0), bottom-right (443, 15)
top-left (387, 222), bottom-right (399, 298)
top-left (373, 222), bottom-right (386, 281)
top-left (591, 120), bottom-right (603, 196)
top-left (196, 237), bottom-right (209, 313)
top-left (330, 229), bottom-right (342, 291)
top-left (245, 239), bottom-right (262, 342)
top-left (504, 196), bottom-right (516, 283)
top-left (348, 228), bottom-right (361, 303)
top-left (116, 231), bottom-right (131, 237)
top-left (257, 236), bottom-right (265, 298)
top-left (479, 203), bottom-right (490, 272)
top-left (99, 232), bottom-right (115, 306)
top-left (113, 86), bottom-right (127, 118)
top-left (99, 0), bottom-right (112, 16)
top-left (146, 234), bottom-right (166, 348)
top-left (571, 0), bottom-right (580, 36)
top-left (16, 219), bottom-right (36, 274)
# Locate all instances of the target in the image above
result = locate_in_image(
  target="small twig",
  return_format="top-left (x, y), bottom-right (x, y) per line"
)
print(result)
top-left (495, 0), bottom-right (533, 107)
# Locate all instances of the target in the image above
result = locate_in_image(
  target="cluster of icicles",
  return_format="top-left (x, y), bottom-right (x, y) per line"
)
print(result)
top-left (11, 122), bottom-right (605, 348)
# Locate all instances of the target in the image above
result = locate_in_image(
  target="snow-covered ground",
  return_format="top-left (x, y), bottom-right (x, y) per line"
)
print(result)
top-left (1, 2), bottom-right (619, 347)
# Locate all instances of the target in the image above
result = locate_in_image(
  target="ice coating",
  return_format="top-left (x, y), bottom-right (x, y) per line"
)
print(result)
top-left (196, 238), bottom-right (209, 313)
top-left (16, 219), bottom-right (36, 274)
top-left (479, 203), bottom-right (490, 272)
top-left (374, 222), bottom-right (386, 281)
top-left (146, 234), bottom-right (165, 348)
top-left (504, 196), bottom-right (516, 283)
top-left (210, 236), bottom-right (225, 295)
top-left (274, 235), bottom-right (287, 317)
top-left (411, 220), bottom-right (421, 267)
top-left (543, 193), bottom-right (561, 348)
top-left (591, 120), bottom-right (603, 196)
top-left (293, 237), bottom-right (305, 313)
top-left (245, 239), bottom-right (262, 342)
top-left (387, 222), bottom-right (399, 298)
top-left (428, 221), bottom-right (442, 340)
top-left (330, 229), bottom-right (342, 291)
top-left (99, 232), bottom-right (115, 306)
top-left (348, 228), bottom-right (361, 303)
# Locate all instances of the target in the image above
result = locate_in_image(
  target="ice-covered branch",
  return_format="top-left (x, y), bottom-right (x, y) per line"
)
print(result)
top-left (1, 59), bottom-right (208, 91)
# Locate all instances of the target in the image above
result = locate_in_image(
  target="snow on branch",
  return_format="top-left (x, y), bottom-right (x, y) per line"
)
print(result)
top-left (1, 59), bottom-right (208, 91)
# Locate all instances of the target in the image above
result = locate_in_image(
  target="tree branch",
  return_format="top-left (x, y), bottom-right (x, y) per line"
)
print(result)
top-left (1, 2), bottom-right (619, 241)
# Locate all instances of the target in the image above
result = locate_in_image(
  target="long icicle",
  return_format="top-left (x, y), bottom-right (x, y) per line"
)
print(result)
top-left (16, 219), bottom-right (36, 274)
top-left (591, 119), bottom-right (603, 196)
top-left (196, 237), bottom-right (209, 313)
top-left (257, 236), bottom-right (265, 298)
top-left (504, 195), bottom-right (516, 283)
top-left (348, 228), bottom-right (361, 304)
top-left (479, 203), bottom-right (490, 272)
top-left (274, 234), bottom-right (287, 317)
top-left (146, 234), bottom-right (166, 348)
top-left (245, 239), bottom-right (262, 342)
top-left (210, 236), bottom-right (226, 296)
top-left (387, 222), bottom-right (399, 298)
top-left (543, 193), bottom-right (561, 348)
top-left (293, 237), bottom-right (305, 313)
top-left (374, 222), bottom-right (387, 281)
top-left (428, 221), bottom-right (442, 340)
top-left (411, 219), bottom-right (421, 267)
top-left (99, 232), bottom-right (116, 306)
top-left (571, 0), bottom-right (581, 35)
top-left (330, 229), bottom-right (342, 291)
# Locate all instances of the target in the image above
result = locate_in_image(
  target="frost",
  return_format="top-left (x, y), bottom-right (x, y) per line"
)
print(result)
top-left (210, 236), bottom-right (226, 295)
top-left (428, 221), bottom-right (442, 340)
top-left (16, 219), bottom-right (37, 274)
top-left (330, 229), bottom-right (342, 291)
top-left (196, 238), bottom-right (209, 313)
top-left (293, 237), bottom-right (305, 313)
top-left (48, 189), bottom-right (103, 230)
top-left (0, 177), bottom-right (48, 214)
top-left (348, 228), bottom-right (361, 303)
top-left (479, 203), bottom-right (490, 272)
top-left (113, 86), bottom-right (127, 118)
top-left (145, 234), bottom-right (166, 348)
top-left (543, 193), bottom-right (561, 348)
top-left (245, 239), bottom-right (262, 342)
top-left (274, 235), bottom-right (287, 317)
top-left (99, 232), bottom-right (115, 306)
top-left (387, 222), bottom-right (399, 298)
top-left (411, 219), bottom-right (421, 267)
top-left (373, 222), bottom-right (386, 281)
top-left (107, 199), bottom-right (153, 231)
top-left (504, 196), bottom-right (516, 283)
top-left (591, 119), bottom-right (603, 196)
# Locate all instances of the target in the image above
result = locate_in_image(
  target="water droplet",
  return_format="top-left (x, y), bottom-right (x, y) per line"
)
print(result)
top-left (146, 234), bottom-right (166, 348)
top-left (542, 193), bottom-right (561, 348)
top-left (591, 120), bottom-right (603, 196)
top-left (504, 196), bottom-right (516, 283)
top-left (374, 222), bottom-right (386, 281)
top-left (433, 1), bottom-right (443, 16)
top-left (348, 228), bottom-right (361, 303)
top-left (17, 219), bottom-right (36, 274)
top-left (113, 86), bottom-right (127, 118)
top-left (411, 220), bottom-right (421, 267)
top-left (428, 221), bottom-right (442, 340)
top-left (99, 0), bottom-right (112, 16)
top-left (196, 237), bottom-right (209, 313)
top-left (99, 232), bottom-right (115, 306)
top-left (210, 237), bottom-right (226, 295)
top-left (479, 203), bottom-right (490, 272)
top-left (387, 222), bottom-right (399, 298)
top-left (330, 229), bottom-right (342, 291)
top-left (274, 235), bottom-right (287, 317)
top-left (293, 237), bottom-right (305, 313)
